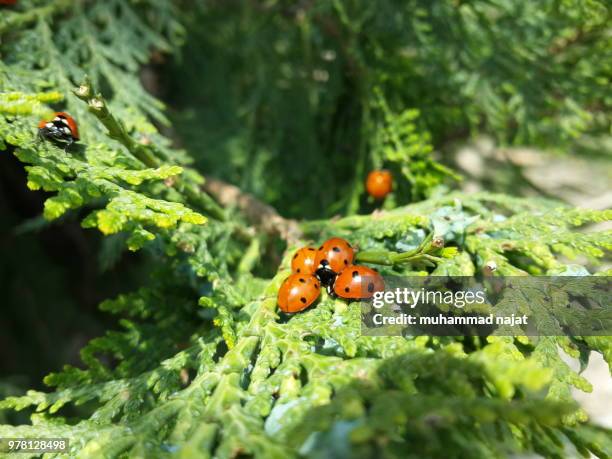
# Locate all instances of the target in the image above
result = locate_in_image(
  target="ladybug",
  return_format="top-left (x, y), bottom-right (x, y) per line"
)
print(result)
top-left (333, 265), bottom-right (384, 300)
top-left (291, 247), bottom-right (318, 274)
top-left (277, 273), bottom-right (321, 313)
top-left (38, 112), bottom-right (80, 147)
top-left (366, 170), bottom-right (392, 200)
top-left (314, 237), bottom-right (355, 287)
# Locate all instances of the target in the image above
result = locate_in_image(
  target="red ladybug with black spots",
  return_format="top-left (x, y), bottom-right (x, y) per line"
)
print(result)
top-left (333, 265), bottom-right (384, 300)
top-left (314, 237), bottom-right (355, 287)
top-left (277, 273), bottom-right (321, 313)
top-left (38, 112), bottom-right (80, 147)
top-left (291, 247), bottom-right (317, 275)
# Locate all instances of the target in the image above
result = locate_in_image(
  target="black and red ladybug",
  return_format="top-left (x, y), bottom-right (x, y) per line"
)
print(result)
top-left (277, 273), bottom-right (321, 313)
top-left (333, 265), bottom-right (384, 300)
top-left (291, 247), bottom-right (317, 275)
top-left (366, 169), bottom-right (393, 200)
top-left (314, 237), bottom-right (355, 287)
top-left (38, 112), bottom-right (80, 147)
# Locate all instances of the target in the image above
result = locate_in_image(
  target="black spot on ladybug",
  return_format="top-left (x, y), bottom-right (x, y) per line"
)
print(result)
top-left (314, 284), bottom-right (319, 289)
top-left (332, 246), bottom-right (340, 252)
top-left (352, 270), bottom-right (359, 278)
top-left (368, 283), bottom-right (374, 293)
top-left (299, 278), bottom-right (305, 283)
top-left (318, 245), bottom-right (323, 250)
top-left (320, 259), bottom-right (329, 266)
top-left (293, 253), bottom-right (298, 259)
top-left (300, 297), bottom-right (307, 304)
top-left (347, 243), bottom-right (352, 248)
top-left (344, 287), bottom-right (350, 293)
top-left (344, 259), bottom-right (348, 265)
top-left (297, 268), bottom-right (301, 273)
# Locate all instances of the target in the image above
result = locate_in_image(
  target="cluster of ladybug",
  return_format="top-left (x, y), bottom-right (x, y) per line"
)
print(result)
top-left (278, 237), bottom-right (384, 313)
top-left (37, 112), bottom-right (80, 147)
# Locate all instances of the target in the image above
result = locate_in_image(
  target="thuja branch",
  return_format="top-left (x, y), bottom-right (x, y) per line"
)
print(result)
top-left (356, 233), bottom-right (450, 266)
top-left (74, 83), bottom-right (161, 167)
top-left (74, 82), bottom-right (226, 221)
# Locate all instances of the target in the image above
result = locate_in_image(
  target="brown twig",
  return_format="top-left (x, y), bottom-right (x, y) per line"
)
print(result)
top-left (202, 178), bottom-right (302, 244)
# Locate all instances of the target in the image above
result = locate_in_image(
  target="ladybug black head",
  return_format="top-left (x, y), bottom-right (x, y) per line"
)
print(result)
top-left (315, 266), bottom-right (337, 287)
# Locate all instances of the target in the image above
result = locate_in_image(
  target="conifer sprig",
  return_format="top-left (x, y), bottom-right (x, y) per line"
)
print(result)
top-left (73, 80), bottom-right (226, 221)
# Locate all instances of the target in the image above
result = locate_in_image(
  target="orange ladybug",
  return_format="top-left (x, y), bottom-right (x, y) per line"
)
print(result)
top-left (333, 265), bottom-right (384, 299)
top-left (277, 273), bottom-right (321, 313)
top-left (366, 170), bottom-right (392, 199)
top-left (314, 237), bottom-right (355, 287)
top-left (291, 247), bottom-right (317, 275)
top-left (38, 112), bottom-right (80, 146)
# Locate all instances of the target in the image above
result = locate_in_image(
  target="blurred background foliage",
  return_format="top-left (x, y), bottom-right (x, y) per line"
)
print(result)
top-left (164, 0), bottom-right (611, 218)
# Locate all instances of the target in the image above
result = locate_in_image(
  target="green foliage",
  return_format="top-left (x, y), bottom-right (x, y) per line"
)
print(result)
top-left (0, 177), bottom-right (610, 458)
top-left (1, 1), bottom-right (611, 458)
